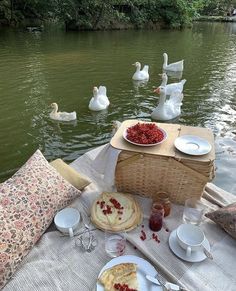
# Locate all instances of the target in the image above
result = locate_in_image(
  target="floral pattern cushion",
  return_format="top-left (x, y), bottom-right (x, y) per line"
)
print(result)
top-left (205, 202), bottom-right (236, 239)
top-left (0, 149), bottom-right (81, 288)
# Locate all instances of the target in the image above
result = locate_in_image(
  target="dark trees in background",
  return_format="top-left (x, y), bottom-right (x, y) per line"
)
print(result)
top-left (0, 0), bottom-right (235, 29)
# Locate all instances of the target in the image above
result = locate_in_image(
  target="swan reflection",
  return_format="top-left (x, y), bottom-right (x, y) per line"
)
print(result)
top-left (132, 80), bottom-right (149, 91)
top-left (50, 119), bottom-right (78, 131)
top-left (90, 109), bottom-right (108, 123)
top-left (163, 69), bottom-right (183, 80)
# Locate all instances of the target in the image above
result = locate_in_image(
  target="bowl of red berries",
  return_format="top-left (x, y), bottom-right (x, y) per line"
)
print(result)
top-left (123, 122), bottom-right (167, 146)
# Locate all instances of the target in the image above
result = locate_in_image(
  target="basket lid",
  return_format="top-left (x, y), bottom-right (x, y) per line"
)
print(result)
top-left (110, 119), bottom-right (215, 163)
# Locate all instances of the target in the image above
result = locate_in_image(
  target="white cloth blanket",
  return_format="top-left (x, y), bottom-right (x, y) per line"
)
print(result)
top-left (67, 144), bottom-right (236, 291)
top-left (4, 144), bottom-right (236, 291)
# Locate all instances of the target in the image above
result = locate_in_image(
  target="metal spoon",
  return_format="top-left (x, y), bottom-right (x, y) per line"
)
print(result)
top-left (202, 246), bottom-right (213, 260)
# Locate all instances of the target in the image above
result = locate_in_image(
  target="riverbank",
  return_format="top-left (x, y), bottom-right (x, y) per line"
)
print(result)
top-left (2, 17), bottom-right (236, 32)
top-left (65, 20), bottom-right (162, 31)
top-left (196, 15), bottom-right (236, 22)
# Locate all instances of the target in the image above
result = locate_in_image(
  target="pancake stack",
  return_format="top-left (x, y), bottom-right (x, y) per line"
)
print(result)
top-left (91, 192), bottom-right (142, 232)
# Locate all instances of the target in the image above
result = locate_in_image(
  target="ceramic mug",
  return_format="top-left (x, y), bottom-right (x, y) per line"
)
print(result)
top-left (54, 208), bottom-right (80, 238)
top-left (176, 224), bottom-right (205, 257)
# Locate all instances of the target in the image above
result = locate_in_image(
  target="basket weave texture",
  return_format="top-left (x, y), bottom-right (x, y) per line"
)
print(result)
top-left (112, 120), bottom-right (215, 205)
top-left (115, 151), bottom-right (214, 205)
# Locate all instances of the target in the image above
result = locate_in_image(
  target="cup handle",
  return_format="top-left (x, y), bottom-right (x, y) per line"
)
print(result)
top-left (186, 246), bottom-right (191, 257)
top-left (69, 227), bottom-right (74, 238)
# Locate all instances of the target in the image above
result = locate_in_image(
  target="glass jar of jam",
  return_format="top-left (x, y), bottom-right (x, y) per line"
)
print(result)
top-left (149, 203), bottom-right (164, 232)
top-left (155, 192), bottom-right (171, 217)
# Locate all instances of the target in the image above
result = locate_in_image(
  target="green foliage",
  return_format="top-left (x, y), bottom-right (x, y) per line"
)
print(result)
top-left (0, 0), bottom-right (226, 29)
top-left (200, 0), bottom-right (236, 16)
top-left (0, 0), bottom-right (14, 24)
top-left (0, 0), bottom-right (57, 25)
top-left (152, 0), bottom-right (205, 28)
top-left (55, 0), bottom-right (115, 29)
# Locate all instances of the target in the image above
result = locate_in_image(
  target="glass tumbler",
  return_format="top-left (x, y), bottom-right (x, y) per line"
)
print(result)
top-left (182, 198), bottom-right (206, 225)
top-left (105, 231), bottom-right (126, 258)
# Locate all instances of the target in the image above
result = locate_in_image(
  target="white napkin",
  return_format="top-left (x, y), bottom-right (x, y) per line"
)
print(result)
top-left (92, 143), bottom-right (121, 192)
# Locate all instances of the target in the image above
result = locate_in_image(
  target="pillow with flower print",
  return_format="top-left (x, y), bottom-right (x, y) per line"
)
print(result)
top-left (0, 149), bottom-right (81, 289)
top-left (205, 202), bottom-right (236, 239)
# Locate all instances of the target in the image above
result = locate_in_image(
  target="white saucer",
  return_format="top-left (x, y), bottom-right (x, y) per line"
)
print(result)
top-left (174, 135), bottom-right (212, 156)
top-left (169, 229), bottom-right (210, 263)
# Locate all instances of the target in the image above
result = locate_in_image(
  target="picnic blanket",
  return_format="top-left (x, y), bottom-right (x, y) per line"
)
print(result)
top-left (4, 144), bottom-right (236, 291)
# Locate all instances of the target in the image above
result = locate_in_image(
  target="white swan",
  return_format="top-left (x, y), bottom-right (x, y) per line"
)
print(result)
top-left (151, 86), bottom-right (183, 121)
top-left (49, 103), bottom-right (77, 121)
top-left (163, 53), bottom-right (184, 72)
top-left (97, 85), bottom-right (110, 107)
top-left (159, 72), bottom-right (186, 95)
top-left (132, 62), bottom-right (149, 81)
top-left (89, 86), bottom-right (110, 111)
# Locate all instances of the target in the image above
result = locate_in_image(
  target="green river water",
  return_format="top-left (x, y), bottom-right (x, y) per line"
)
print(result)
top-left (0, 22), bottom-right (236, 194)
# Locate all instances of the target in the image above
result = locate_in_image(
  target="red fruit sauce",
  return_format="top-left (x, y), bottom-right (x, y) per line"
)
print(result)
top-left (149, 203), bottom-right (164, 232)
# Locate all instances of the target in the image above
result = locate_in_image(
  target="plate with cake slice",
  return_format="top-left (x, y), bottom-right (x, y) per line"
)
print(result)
top-left (97, 255), bottom-right (162, 291)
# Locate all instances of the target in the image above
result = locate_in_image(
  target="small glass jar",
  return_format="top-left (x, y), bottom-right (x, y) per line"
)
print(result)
top-left (155, 192), bottom-right (171, 217)
top-left (149, 203), bottom-right (164, 232)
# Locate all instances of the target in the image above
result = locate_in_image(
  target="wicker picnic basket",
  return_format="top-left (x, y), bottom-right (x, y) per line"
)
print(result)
top-left (111, 120), bottom-right (215, 205)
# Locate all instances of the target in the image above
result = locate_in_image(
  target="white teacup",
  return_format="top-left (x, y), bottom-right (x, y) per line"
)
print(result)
top-left (176, 224), bottom-right (205, 257)
top-left (54, 208), bottom-right (80, 238)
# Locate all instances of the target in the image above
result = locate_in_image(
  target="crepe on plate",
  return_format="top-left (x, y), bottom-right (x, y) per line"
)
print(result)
top-left (98, 263), bottom-right (139, 291)
top-left (91, 192), bottom-right (142, 232)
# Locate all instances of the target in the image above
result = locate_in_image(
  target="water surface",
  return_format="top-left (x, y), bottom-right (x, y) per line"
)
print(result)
top-left (0, 22), bottom-right (236, 194)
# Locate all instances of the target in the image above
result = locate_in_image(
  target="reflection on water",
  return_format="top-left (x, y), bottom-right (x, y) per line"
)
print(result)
top-left (50, 119), bottom-right (78, 132)
top-left (1, 23), bottom-right (236, 194)
top-left (163, 69), bottom-right (183, 80)
top-left (132, 80), bottom-right (149, 91)
top-left (225, 22), bottom-right (236, 34)
top-left (89, 109), bottom-right (109, 124)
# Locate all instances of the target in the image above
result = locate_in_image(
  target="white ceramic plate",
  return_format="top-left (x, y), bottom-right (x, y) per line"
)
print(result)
top-left (96, 255), bottom-right (162, 291)
top-left (174, 135), bottom-right (212, 155)
top-left (123, 126), bottom-right (167, 147)
top-left (169, 229), bottom-right (210, 263)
